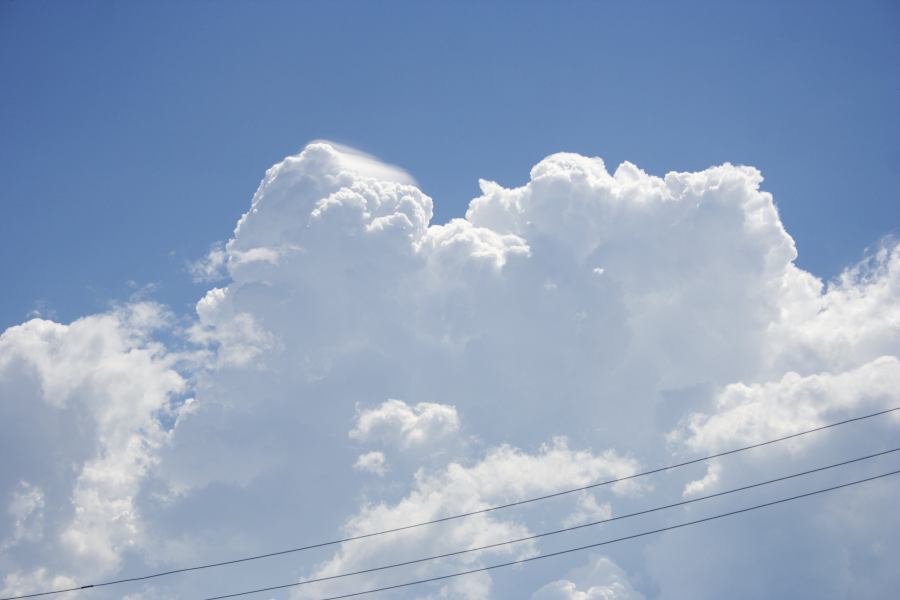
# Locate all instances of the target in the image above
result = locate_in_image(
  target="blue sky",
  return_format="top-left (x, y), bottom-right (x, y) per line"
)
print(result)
top-left (2, 4), bottom-right (900, 600)
top-left (1, 0), bottom-right (898, 329)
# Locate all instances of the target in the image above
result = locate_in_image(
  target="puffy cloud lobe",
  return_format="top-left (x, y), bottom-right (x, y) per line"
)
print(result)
top-left (353, 451), bottom-right (387, 476)
top-left (531, 555), bottom-right (645, 600)
top-left (0, 304), bottom-right (185, 593)
top-left (190, 287), bottom-right (276, 368)
top-left (3, 482), bottom-right (45, 549)
top-left (765, 242), bottom-right (900, 376)
top-left (291, 438), bottom-right (641, 600)
top-left (188, 242), bottom-right (228, 283)
top-left (227, 143), bottom-right (431, 278)
top-left (562, 493), bottom-right (612, 528)
top-left (673, 356), bottom-right (900, 456)
top-left (349, 399), bottom-right (461, 449)
top-left (420, 219), bottom-right (530, 272)
top-left (467, 156), bottom-right (798, 389)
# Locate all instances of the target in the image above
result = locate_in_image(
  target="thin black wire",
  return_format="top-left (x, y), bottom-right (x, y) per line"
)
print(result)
top-left (206, 469), bottom-right (900, 600)
top-left (3, 405), bottom-right (898, 600)
top-left (197, 446), bottom-right (900, 598)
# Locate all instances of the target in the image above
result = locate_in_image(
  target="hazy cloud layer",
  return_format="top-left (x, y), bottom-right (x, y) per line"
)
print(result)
top-left (2, 143), bottom-right (898, 599)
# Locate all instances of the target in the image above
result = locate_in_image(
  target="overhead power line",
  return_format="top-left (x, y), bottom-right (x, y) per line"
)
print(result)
top-left (199, 446), bottom-right (900, 599)
top-left (3, 405), bottom-right (898, 600)
top-left (205, 468), bottom-right (900, 600)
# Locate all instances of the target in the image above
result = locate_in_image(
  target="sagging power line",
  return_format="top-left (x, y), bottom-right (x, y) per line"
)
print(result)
top-left (198, 446), bottom-right (900, 598)
top-left (204, 469), bottom-right (900, 600)
top-left (3, 405), bottom-right (897, 600)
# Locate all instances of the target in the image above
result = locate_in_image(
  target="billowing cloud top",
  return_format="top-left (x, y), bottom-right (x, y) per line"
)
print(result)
top-left (2, 142), bottom-right (898, 599)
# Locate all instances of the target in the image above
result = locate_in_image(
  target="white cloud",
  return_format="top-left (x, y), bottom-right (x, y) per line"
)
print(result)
top-left (307, 140), bottom-right (417, 186)
top-left (0, 569), bottom-right (78, 600)
top-left (672, 356), bottom-right (900, 456)
top-left (562, 493), bottom-right (612, 528)
top-left (0, 304), bottom-right (186, 592)
top-left (3, 142), bottom-right (899, 599)
top-left (290, 437), bottom-right (640, 600)
top-left (681, 461), bottom-right (721, 498)
top-left (532, 555), bottom-right (645, 600)
top-left (189, 242), bottom-right (228, 283)
top-left (350, 399), bottom-right (461, 449)
top-left (3, 482), bottom-right (45, 549)
top-left (190, 287), bottom-right (277, 368)
top-left (765, 241), bottom-right (900, 376)
top-left (354, 451), bottom-right (387, 476)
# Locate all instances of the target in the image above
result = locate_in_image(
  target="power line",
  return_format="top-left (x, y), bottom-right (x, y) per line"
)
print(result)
top-left (3, 405), bottom-right (897, 600)
top-left (197, 446), bottom-right (900, 598)
top-left (197, 447), bottom-right (900, 598)
top-left (205, 468), bottom-right (900, 600)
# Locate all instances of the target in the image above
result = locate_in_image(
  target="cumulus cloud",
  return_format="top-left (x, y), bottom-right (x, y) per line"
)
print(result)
top-left (0, 303), bottom-right (186, 593)
top-left (532, 555), bottom-right (645, 600)
top-left (3, 142), bottom-right (899, 599)
top-left (673, 357), bottom-right (900, 456)
top-left (291, 437), bottom-right (640, 600)
top-left (3, 482), bottom-right (45, 549)
top-left (562, 493), bottom-right (612, 528)
top-left (190, 287), bottom-right (277, 368)
top-left (353, 451), bottom-right (387, 476)
top-left (349, 399), bottom-right (461, 449)
top-left (189, 242), bottom-right (228, 283)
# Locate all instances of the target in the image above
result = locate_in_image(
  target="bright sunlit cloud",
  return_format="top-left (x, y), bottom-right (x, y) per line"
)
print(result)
top-left (2, 142), bottom-right (898, 600)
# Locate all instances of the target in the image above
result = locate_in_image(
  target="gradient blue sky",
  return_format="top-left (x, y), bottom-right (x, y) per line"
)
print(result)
top-left (3, 4), bottom-right (900, 599)
top-left (1, 0), bottom-right (898, 329)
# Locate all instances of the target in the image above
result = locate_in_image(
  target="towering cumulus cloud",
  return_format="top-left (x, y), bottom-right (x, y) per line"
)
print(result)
top-left (2, 142), bottom-right (898, 599)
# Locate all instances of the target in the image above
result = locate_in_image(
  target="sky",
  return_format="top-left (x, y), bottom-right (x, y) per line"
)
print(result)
top-left (1, 2), bottom-right (900, 600)
top-left (1, 0), bottom-right (899, 329)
